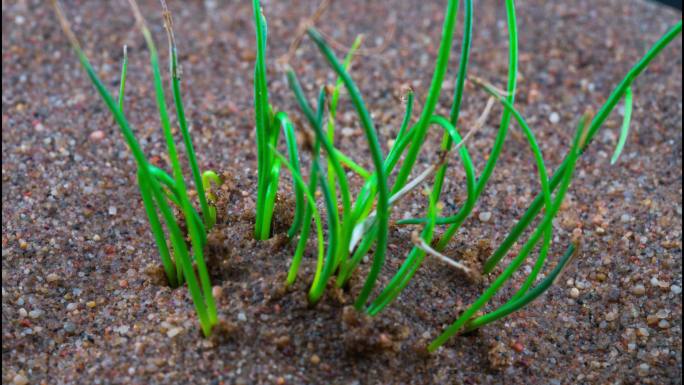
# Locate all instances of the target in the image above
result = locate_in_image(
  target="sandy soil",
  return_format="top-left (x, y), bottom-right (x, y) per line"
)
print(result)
top-left (2, 0), bottom-right (682, 384)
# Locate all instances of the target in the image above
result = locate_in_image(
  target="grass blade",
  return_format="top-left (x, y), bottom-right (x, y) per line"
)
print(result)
top-left (611, 86), bottom-right (634, 165)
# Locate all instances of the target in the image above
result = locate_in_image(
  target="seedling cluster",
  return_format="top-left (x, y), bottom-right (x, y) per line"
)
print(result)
top-left (54, 0), bottom-right (681, 351)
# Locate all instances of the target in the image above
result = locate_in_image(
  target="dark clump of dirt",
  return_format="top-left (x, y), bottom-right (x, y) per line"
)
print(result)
top-left (2, 0), bottom-right (682, 384)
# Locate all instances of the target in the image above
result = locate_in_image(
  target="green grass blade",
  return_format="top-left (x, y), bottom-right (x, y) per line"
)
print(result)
top-left (326, 35), bottom-right (363, 240)
top-left (138, 170), bottom-right (178, 287)
top-left (390, 0), bottom-right (460, 195)
top-left (483, 21), bottom-right (682, 274)
top-left (306, 27), bottom-right (390, 310)
top-left (433, 0), bottom-right (518, 252)
top-left (118, 45), bottom-right (128, 112)
top-left (307, 157), bottom-right (339, 303)
top-left (611, 86), bottom-right (634, 165)
top-left (286, 69), bottom-right (353, 273)
top-left (464, 243), bottom-right (578, 331)
top-left (271, 147), bottom-right (325, 287)
top-left (273, 112), bottom-right (306, 238)
top-left (428, 116), bottom-right (586, 352)
top-left (161, 1), bottom-right (212, 231)
top-left (367, 116), bottom-right (476, 315)
top-left (53, 0), bottom-right (214, 335)
top-left (128, 0), bottom-right (216, 328)
top-left (253, 0), bottom-right (272, 239)
top-left (286, 88), bottom-right (326, 286)
top-left (442, 79), bottom-right (554, 299)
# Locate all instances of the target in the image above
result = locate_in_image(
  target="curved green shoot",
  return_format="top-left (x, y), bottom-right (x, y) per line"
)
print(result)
top-left (287, 86), bottom-right (326, 287)
top-left (367, 116), bottom-right (476, 315)
top-left (287, 69), bottom-right (353, 274)
top-left (348, 88), bottom-right (415, 237)
top-left (428, 115), bottom-right (587, 352)
top-left (482, 21), bottom-right (682, 274)
top-left (433, 0), bottom-right (518, 251)
top-left (464, 242), bottom-right (578, 332)
top-left (271, 112), bottom-right (305, 239)
top-left (611, 86), bottom-right (633, 165)
top-left (306, 27), bottom-right (390, 310)
top-left (325, 34), bottom-right (363, 243)
top-left (390, 0), bottom-right (460, 194)
top-left (469, 78), bottom-right (553, 301)
top-left (270, 147), bottom-right (325, 288)
top-left (363, 0), bottom-right (474, 313)
top-left (307, 157), bottom-right (340, 303)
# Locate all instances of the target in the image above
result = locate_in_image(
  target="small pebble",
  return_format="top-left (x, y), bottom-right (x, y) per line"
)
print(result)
top-left (671, 285), bottom-right (682, 295)
top-left (341, 127), bottom-right (355, 137)
top-left (63, 322), bottom-right (76, 334)
top-left (478, 211), bottom-right (492, 222)
top-left (511, 342), bottom-right (524, 353)
top-left (549, 112), bottom-right (560, 124)
top-left (46, 273), bottom-right (61, 283)
top-left (66, 303), bottom-right (77, 311)
top-left (647, 314), bottom-right (659, 326)
top-left (12, 374), bottom-right (29, 385)
top-left (90, 130), bottom-right (105, 141)
top-left (237, 312), bottom-right (247, 322)
top-left (310, 354), bottom-right (321, 365)
top-left (637, 363), bottom-right (649, 377)
top-left (18, 308), bottom-right (27, 318)
top-left (631, 284), bottom-right (646, 296)
top-left (108, 206), bottom-right (118, 216)
top-left (656, 309), bottom-right (670, 319)
top-left (658, 320), bottom-right (670, 329)
top-left (605, 311), bottom-right (618, 322)
top-left (167, 327), bottom-right (183, 338)
top-left (86, 301), bottom-right (96, 308)
top-left (212, 286), bottom-right (223, 300)
top-left (28, 309), bottom-right (43, 319)
top-left (569, 287), bottom-right (580, 299)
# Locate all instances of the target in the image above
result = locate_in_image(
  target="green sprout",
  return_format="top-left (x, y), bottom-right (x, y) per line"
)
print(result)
top-left (52, 0), bottom-right (221, 336)
top-left (54, 0), bottom-right (681, 346)
top-left (251, 0), bottom-right (680, 351)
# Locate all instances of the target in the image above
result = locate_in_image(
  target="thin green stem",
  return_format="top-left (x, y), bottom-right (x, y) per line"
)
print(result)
top-left (391, 0), bottom-right (460, 195)
top-left (307, 27), bottom-right (390, 310)
top-left (367, 116), bottom-right (475, 315)
top-left (253, 0), bottom-right (271, 239)
top-left (118, 45), bottom-right (128, 112)
top-left (482, 21), bottom-right (682, 273)
top-left (611, 86), bottom-right (633, 165)
top-left (434, 0), bottom-right (518, 251)
top-left (428, 116), bottom-right (586, 352)
top-left (464, 243), bottom-right (577, 331)
top-left (129, 0), bottom-right (217, 329)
